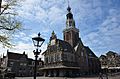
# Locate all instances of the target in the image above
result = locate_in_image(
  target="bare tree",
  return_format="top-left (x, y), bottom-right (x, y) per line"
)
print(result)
top-left (0, 0), bottom-right (22, 47)
top-left (0, 0), bottom-right (2, 12)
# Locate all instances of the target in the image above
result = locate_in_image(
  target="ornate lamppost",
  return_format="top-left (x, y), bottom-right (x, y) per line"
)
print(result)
top-left (32, 33), bottom-right (45, 79)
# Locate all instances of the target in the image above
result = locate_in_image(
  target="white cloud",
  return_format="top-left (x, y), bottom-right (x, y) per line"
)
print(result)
top-left (99, 9), bottom-right (120, 36)
top-left (1, 0), bottom-right (120, 58)
top-left (82, 6), bottom-right (120, 56)
top-left (0, 41), bottom-right (47, 60)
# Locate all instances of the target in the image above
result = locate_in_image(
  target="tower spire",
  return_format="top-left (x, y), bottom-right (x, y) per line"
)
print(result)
top-left (67, 0), bottom-right (69, 6)
top-left (67, 0), bottom-right (71, 12)
top-left (66, 1), bottom-right (75, 28)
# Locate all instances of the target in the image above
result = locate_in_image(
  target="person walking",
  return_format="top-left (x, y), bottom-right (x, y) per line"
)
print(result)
top-left (99, 72), bottom-right (103, 79)
top-left (105, 73), bottom-right (108, 79)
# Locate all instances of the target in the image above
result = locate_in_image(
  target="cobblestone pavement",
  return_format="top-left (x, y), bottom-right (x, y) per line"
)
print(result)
top-left (16, 75), bottom-right (120, 79)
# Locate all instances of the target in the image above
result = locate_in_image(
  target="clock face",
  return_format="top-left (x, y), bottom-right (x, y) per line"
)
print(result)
top-left (51, 39), bottom-right (56, 45)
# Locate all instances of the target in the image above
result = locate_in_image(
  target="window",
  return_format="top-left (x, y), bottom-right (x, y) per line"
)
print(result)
top-left (24, 63), bottom-right (27, 66)
top-left (39, 62), bottom-right (42, 66)
top-left (81, 51), bottom-right (84, 56)
top-left (55, 54), bottom-right (57, 62)
top-left (48, 56), bottom-right (50, 63)
top-left (63, 54), bottom-right (67, 61)
top-left (71, 56), bottom-right (73, 62)
top-left (69, 20), bottom-right (72, 27)
top-left (45, 57), bottom-right (48, 63)
top-left (60, 54), bottom-right (62, 61)
top-left (54, 54), bottom-right (60, 62)
top-left (66, 32), bottom-right (71, 41)
top-left (19, 68), bottom-right (22, 70)
top-left (56, 54), bottom-right (60, 61)
top-left (8, 68), bottom-right (11, 72)
top-left (10, 62), bottom-right (14, 66)
top-left (51, 56), bottom-right (53, 62)
top-left (20, 63), bottom-right (23, 66)
top-left (32, 61), bottom-right (35, 65)
top-left (51, 39), bottom-right (56, 45)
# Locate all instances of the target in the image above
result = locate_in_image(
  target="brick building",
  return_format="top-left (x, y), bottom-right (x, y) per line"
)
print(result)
top-left (0, 50), bottom-right (44, 77)
top-left (41, 6), bottom-right (101, 77)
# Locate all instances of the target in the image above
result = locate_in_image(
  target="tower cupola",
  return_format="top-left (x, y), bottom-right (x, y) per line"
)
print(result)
top-left (66, 6), bottom-right (73, 19)
top-left (63, 5), bottom-right (79, 47)
top-left (66, 5), bottom-right (75, 28)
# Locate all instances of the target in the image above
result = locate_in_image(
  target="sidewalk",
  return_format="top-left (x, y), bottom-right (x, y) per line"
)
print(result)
top-left (16, 75), bottom-right (120, 79)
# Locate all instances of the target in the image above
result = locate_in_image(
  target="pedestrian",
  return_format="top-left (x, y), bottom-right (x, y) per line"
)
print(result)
top-left (105, 73), bottom-right (108, 79)
top-left (99, 72), bottom-right (103, 79)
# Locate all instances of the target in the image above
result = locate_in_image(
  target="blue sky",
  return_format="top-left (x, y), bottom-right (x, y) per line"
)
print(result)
top-left (0, 0), bottom-right (120, 59)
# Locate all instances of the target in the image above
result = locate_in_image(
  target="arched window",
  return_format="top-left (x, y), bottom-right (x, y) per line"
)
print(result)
top-left (81, 51), bottom-right (84, 56)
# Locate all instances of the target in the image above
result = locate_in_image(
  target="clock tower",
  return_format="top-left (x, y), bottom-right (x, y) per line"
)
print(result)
top-left (63, 6), bottom-right (79, 47)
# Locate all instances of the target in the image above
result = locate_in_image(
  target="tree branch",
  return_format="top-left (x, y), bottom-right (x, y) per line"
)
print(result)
top-left (0, 4), bottom-right (9, 15)
top-left (3, 12), bottom-right (17, 15)
top-left (0, 0), bottom-right (2, 12)
top-left (0, 0), bottom-right (22, 47)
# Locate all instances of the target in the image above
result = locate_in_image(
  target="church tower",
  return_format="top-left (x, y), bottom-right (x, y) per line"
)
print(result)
top-left (63, 6), bottom-right (79, 47)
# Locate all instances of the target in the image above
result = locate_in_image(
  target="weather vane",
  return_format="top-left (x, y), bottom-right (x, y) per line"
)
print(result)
top-left (67, 0), bottom-right (70, 7)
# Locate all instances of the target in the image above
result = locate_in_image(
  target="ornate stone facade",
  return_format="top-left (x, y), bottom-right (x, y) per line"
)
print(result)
top-left (42, 6), bottom-right (101, 77)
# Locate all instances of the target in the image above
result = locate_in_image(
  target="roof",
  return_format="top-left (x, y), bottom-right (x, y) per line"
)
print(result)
top-left (27, 58), bottom-right (34, 65)
top-left (106, 51), bottom-right (117, 56)
top-left (57, 39), bottom-right (74, 52)
top-left (84, 46), bottom-right (98, 58)
top-left (42, 39), bottom-right (74, 55)
top-left (28, 58), bottom-right (34, 61)
top-left (99, 55), bottom-right (106, 59)
top-left (7, 52), bottom-right (28, 60)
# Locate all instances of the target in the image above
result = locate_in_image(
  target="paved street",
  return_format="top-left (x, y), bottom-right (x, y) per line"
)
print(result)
top-left (15, 75), bottom-right (120, 79)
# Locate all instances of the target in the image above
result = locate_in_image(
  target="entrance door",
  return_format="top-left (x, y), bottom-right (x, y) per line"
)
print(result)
top-left (56, 70), bottom-right (59, 77)
top-left (65, 71), bottom-right (69, 77)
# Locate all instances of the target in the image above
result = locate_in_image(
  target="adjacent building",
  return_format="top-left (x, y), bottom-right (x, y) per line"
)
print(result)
top-left (0, 50), bottom-right (44, 77)
top-left (99, 51), bottom-right (120, 73)
top-left (41, 6), bottom-right (101, 77)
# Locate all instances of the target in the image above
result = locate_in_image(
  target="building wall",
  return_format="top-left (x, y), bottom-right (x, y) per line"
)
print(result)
top-left (42, 5), bottom-right (101, 77)
top-left (99, 51), bottom-right (120, 73)
top-left (1, 52), bottom-right (44, 77)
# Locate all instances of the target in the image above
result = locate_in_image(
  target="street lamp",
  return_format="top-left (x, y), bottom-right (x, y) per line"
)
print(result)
top-left (32, 33), bottom-right (45, 79)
